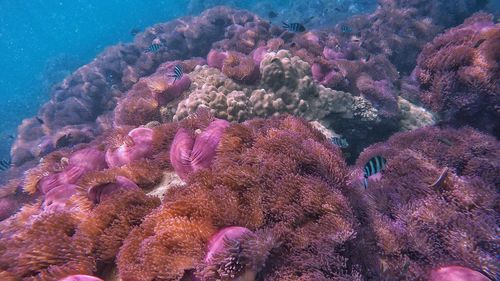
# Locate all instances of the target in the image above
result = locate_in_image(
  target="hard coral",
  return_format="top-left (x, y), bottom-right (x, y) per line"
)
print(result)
top-left (349, 126), bottom-right (499, 280)
top-left (117, 116), bottom-right (358, 281)
top-left (415, 13), bottom-right (500, 136)
top-left (173, 65), bottom-right (248, 122)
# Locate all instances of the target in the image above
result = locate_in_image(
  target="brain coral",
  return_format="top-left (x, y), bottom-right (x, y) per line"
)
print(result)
top-left (415, 13), bottom-right (500, 137)
top-left (348, 126), bottom-right (499, 280)
top-left (117, 116), bottom-right (359, 280)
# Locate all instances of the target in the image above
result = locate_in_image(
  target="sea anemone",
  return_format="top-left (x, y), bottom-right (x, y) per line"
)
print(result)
top-left (170, 118), bottom-right (230, 181)
top-left (105, 127), bottom-right (155, 167)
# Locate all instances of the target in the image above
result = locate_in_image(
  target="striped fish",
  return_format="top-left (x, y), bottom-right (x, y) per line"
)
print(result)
top-left (363, 155), bottom-right (387, 189)
top-left (341, 25), bottom-right (352, 33)
top-left (168, 64), bottom-right (183, 83)
top-left (282, 21), bottom-right (306, 32)
top-left (331, 137), bottom-right (349, 148)
top-left (144, 43), bottom-right (162, 53)
top-left (0, 159), bottom-right (11, 171)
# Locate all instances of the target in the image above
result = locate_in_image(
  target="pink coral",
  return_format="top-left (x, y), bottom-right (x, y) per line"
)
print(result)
top-left (36, 147), bottom-right (107, 195)
top-left (428, 266), bottom-right (490, 281)
top-left (58, 275), bottom-right (104, 281)
top-left (69, 147), bottom-right (107, 172)
top-left (43, 183), bottom-right (79, 212)
top-left (35, 165), bottom-right (84, 196)
top-left (170, 119), bottom-right (230, 181)
top-left (207, 49), bottom-right (227, 69)
top-left (87, 175), bottom-right (140, 204)
top-left (105, 127), bottom-right (154, 167)
top-left (204, 226), bottom-right (252, 263)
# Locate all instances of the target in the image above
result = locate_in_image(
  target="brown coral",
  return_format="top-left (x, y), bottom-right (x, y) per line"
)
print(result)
top-left (221, 52), bottom-right (260, 83)
top-left (0, 211), bottom-right (95, 280)
top-left (75, 190), bottom-right (160, 266)
top-left (116, 116), bottom-right (359, 280)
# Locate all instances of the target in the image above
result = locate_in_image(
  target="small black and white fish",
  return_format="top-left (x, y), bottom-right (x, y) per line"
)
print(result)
top-left (363, 155), bottom-right (387, 189)
top-left (331, 136), bottom-right (349, 148)
top-left (0, 159), bottom-right (11, 171)
top-left (168, 64), bottom-right (183, 83)
top-left (282, 21), bottom-right (306, 32)
top-left (35, 116), bottom-right (44, 124)
top-left (144, 43), bottom-right (162, 53)
top-left (268, 11), bottom-right (278, 19)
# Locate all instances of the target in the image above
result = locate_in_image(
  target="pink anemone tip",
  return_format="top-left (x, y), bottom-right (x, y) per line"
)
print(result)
top-left (428, 265), bottom-right (490, 281)
top-left (105, 127), bottom-right (155, 167)
top-left (87, 176), bottom-right (141, 204)
top-left (57, 275), bottom-right (104, 281)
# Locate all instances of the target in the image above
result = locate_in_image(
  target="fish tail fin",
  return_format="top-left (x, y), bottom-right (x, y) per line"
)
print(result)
top-left (282, 21), bottom-right (288, 28)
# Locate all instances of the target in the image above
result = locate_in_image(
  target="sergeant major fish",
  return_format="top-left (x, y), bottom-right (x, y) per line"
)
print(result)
top-left (0, 159), bottom-right (11, 171)
top-left (363, 155), bottom-right (387, 189)
top-left (144, 43), bottom-right (163, 53)
top-left (168, 64), bottom-right (183, 83)
top-left (282, 21), bottom-right (306, 32)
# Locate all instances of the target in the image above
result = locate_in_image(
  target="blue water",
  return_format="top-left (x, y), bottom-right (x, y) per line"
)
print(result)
top-left (0, 0), bottom-right (192, 159)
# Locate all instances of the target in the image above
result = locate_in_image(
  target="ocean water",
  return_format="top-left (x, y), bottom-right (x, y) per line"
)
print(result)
top-left (0, 0), bottom-right (499, 280)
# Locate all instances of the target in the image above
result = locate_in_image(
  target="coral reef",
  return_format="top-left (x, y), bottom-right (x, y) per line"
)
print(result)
top-left (0, 211), bottom-right (95, 280)
top-left (348, 126), bottom-right (499, 280)
top-left (415, 13), bottom-right (500, 136)
top-left (11, 7), bottom-right (267, 166)
top-left (0, 189), bottom-right (159, 280)
top-left (117, 116), bottom-right (358, 280)
top-left (176, 50), bottom-right (412, 158)
top-left (1, 4), bottom-right (498, 281)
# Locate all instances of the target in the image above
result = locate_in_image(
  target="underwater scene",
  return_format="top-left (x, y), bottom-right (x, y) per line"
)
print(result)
top-left (0, 0), bottom-right (499, 280)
